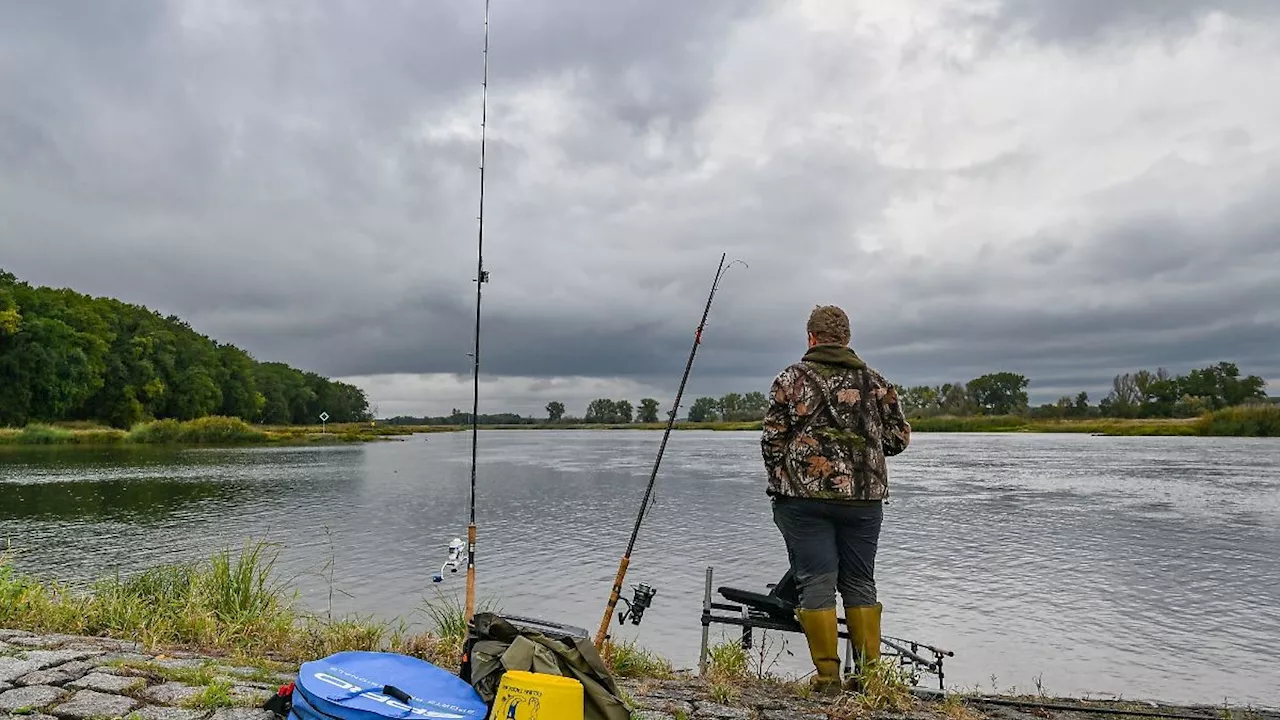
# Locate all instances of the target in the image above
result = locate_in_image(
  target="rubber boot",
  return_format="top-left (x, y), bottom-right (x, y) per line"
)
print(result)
top-left (844, 603), bottom-right (882, 692)
top-left (795, 608), bottom-right (842, 695)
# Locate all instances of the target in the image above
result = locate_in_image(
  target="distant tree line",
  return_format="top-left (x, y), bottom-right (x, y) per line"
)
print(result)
top-left (384, 409), bottom-right (540, 426)
top-left (901, 364), bottom-right (1269, 420)
top-left (533, 393), bottom-right (771, 424)
top-left (0, 269), bottom-right (371, 428)
top-left (396, 363), bottom-right (1271, 427)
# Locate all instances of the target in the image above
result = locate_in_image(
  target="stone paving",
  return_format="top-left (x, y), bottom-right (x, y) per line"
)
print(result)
top-left (0, 630), bottom-right (281, 720)
top-left (4, 629), bottom-right (1275, 720)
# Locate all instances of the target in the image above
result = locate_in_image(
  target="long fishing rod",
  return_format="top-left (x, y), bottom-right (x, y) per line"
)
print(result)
top-left (464, 0), bottom-right (493, 624)
top-left (594, 252), bottom-right (744, 649)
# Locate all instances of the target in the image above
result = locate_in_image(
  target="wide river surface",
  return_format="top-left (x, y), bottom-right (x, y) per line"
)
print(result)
top-left (2, 431), bottom-right (1278, 705)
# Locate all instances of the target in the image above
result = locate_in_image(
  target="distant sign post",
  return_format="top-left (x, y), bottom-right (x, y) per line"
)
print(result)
top-left (320, 411), bottom-right (329, 433)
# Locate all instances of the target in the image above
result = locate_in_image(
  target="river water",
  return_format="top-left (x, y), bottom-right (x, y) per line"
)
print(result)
top-left (1, 431), bottom-right (1278, 705)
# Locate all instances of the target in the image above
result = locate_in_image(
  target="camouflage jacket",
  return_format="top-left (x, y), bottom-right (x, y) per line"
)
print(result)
top-left (761, 344), bottom-right (911, 501)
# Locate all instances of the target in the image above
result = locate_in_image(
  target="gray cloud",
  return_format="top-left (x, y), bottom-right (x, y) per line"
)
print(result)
top-left (978, 0), bottom-right (1280, 45)
top-left (1, 0), bottom-right (1278, 415)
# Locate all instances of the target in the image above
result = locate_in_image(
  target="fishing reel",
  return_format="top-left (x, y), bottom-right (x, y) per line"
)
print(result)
top-left (432, 538), bottom-right (466, 583)
top-left (617, 582), bottom-right (657, 626)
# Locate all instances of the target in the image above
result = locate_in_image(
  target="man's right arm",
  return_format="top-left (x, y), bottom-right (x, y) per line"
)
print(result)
top-left (876, 379), bottom-right (911, 457)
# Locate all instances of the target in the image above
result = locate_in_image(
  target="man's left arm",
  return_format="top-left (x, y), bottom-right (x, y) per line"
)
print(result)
top-left (761, 370), bottom-right (795, 485)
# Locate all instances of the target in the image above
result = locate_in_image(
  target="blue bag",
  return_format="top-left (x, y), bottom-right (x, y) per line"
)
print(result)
top-left (287, 651), bottom-right (489, 720)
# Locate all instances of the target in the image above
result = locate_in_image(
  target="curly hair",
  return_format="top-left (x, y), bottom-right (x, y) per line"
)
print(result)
top-left (807, 305), bottom-right (850, 345)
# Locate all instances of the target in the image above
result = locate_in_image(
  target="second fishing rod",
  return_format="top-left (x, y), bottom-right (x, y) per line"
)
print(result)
top-left (594, 252), bottom-right (744, 649)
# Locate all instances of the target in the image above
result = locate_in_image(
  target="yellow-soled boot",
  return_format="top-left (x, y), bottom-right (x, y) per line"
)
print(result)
top-left (844, 603), bottom-right (882, 692)
top-left (795, 608), bottom-right (842, 695)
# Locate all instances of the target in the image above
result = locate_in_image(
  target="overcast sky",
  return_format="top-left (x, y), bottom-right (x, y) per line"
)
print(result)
top-left (2, 0), bottom-right (1277, 418)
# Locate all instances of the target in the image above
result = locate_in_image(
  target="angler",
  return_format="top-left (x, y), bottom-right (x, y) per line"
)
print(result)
top-left (760, 304), bottom-right (912, 692)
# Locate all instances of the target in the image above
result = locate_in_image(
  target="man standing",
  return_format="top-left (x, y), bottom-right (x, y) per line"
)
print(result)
top-left (761, 305), bottom-right (911, 691)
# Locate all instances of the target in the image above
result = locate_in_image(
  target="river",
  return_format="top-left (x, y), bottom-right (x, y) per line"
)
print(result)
top-left (1, 431), bottom-right (1278, 705)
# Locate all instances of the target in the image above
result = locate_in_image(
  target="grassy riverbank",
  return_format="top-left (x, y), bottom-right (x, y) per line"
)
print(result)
top-left (0, 540), bottom-right (465, 668)
top-left (0, 540), bottom-right (782, 698)
top-left (3, 406), bottom-right (1275, 447)
top-left (482, 405), bottom-right (1280, 437)
top-left (4, 543), bottom-right (1274, 719)
top-left (0, 541), bottom-right (947, 718)
top-left (0, 417), bottom-right (457, 447)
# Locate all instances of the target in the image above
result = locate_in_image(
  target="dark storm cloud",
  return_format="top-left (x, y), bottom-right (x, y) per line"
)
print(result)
top-left (2, 0), bottom-right (1278, 413)
top-left (981, 0), bottom-right (1280, 45)
top-left (0, 0), bottom-right (762, 360)
top-left (861, 174), bottom-right (1280, 396)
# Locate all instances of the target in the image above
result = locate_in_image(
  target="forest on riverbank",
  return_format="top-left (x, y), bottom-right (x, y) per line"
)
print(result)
top-left (0, 269), bottom-right (370, 428)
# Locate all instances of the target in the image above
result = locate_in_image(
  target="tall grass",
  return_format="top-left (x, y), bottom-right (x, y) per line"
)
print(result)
top-left (907, 415), bottom-right (1029, 432)
top-left (129, 416), bottom-right (266, 444)
top-left (602, 638), bottom-right (674, 679)
top-left (827, 658), bottom-right (917, 717)
top-left (0, 424), bottom-right (127, 445)
top-left (1, 417), bottom-right (422, 447)
top-left (127, 418), bottom-right (185, 443)
top-left (1197, 405), bottom-right (1280, 437)
top-left (17, 424), bottom-right (76, 444)
top-left (905, 415), bottom-right (1203, 436)
top-left (0, 540), bottom-right (401, 662)
top-left (0, 539), bottom-right (531, 674)
top-left (1, 540), bottom-right (296, 652)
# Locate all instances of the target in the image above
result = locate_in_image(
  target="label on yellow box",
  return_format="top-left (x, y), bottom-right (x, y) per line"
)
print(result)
top-left (488, 670), bottom-right (583, 720)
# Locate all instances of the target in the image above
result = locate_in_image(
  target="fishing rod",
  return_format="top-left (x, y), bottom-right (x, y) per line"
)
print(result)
top-left (463, 0), bottom-right (493, 624)
top-left (593, 252), bottom-right (745, 649)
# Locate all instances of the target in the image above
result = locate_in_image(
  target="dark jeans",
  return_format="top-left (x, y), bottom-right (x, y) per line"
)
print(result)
top-left (772, 496), bottom-right (883, 610)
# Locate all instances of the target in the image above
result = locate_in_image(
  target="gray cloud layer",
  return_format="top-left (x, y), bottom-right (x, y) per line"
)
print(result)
top-left (2, 0), bottom-right (1276, 415)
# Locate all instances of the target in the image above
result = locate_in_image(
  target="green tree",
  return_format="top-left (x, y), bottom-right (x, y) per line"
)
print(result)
top-left (0, 272), bottom-right (20, 337)
top-left (1073, 391), bottom-right (1090, 418)
top-left (966, 372), bottom-right (1029, 415)
top-left (901, 385), bottom-right (940, 415)
top-left (688, 397), bottom-right (719, 422)
top-left (615, 399), bottom-right (634, 423)
top-left (719, 392), bottom-right (744, 421)
top-left (1104, 373), bottom-right (1141, 418)
top-left (1181, 361), bottom-right (1267, 410)
top-left (741, 391), bottom-right (768, 420)
top-left (938, 382), bottom-right (975, 415)
top-left (637, 398), bottom-right (660, 423)
top-left (584, 398), bottom-right (616, 423)
top-left (0, 268), bottom-right (369, 427)
top-left (546, 401), bottom-right (565, 422)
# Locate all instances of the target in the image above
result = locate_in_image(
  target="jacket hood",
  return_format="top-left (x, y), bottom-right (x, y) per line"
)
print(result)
top-left (802, 343), bottom-right (866, 370)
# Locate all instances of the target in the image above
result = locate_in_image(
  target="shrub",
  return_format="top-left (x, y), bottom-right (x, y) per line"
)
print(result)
top-left (1197, 405), bottom-right (1280, 437)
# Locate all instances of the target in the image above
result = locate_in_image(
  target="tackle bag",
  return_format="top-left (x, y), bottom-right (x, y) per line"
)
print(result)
top-left (461, 612), bottom-right (629, 720)
top-left (282, 650), bottom-right (489, 720)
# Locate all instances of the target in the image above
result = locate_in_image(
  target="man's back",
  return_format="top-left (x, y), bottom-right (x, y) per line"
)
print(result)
top-left (761, 343), bottom-right (911, 502)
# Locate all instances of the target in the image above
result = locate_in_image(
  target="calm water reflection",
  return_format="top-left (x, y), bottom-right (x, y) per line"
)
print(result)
top-left (1, 432), bottom-right (1277, 705)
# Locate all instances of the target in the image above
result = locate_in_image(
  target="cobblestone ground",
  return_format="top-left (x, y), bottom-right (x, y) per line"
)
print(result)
top-left (1, 630), bottom-right (283, 720)
top-left (4, 629), bottom-right (1275, 720)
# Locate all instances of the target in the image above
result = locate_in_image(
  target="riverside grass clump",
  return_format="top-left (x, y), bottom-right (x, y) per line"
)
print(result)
top-left (1197, 405), bottom-right (1280, 437)
top-left (0, 540), bottom-right (467, 669)
top-left (904, 415), bottom-right (1204, 436)
top-left (0, 423), bottom-right (128, 445)
top-left (602, 638), bottom-right (675, 679)
top-left (128, 416), bottom-right (266, 444)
